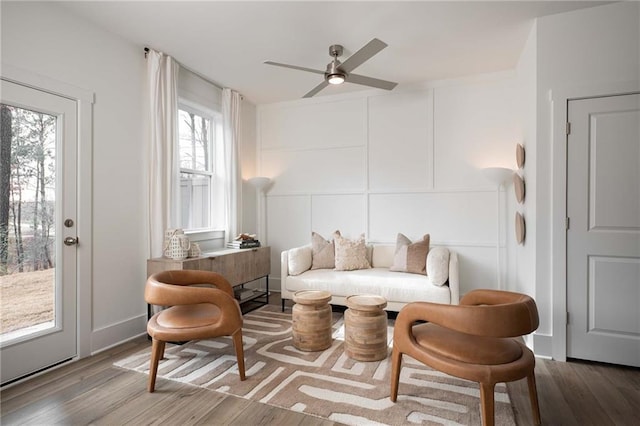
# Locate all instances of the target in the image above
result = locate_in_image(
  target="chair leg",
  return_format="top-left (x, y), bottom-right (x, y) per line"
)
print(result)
top-left (148, 338), bottom-right (165, 392)
top-left (390, 347), bottom-right (402, 402)
top-left (479, 382), bottom-right (495, 426)
top-left (232, 330), bottom-right (246, 381)
top-left (527, 371), bottom-right (541, 425)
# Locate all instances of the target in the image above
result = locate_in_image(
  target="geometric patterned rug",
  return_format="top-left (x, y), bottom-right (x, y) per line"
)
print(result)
top-left (115, 305), bottom-right (516, 425)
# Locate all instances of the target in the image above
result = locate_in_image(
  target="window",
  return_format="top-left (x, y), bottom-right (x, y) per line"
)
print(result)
top-left (177, 103), bottom-right (222, 231)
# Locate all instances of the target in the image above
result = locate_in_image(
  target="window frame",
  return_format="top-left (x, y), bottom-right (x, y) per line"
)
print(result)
top-left (177, 99), bottom-right (222, 234)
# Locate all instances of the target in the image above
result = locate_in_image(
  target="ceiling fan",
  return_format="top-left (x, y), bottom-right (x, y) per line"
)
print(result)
top-left (264, 38), bottom-right (398, 98)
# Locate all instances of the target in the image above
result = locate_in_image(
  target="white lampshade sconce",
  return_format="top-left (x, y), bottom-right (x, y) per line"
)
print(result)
top-left (482, 167), bottom-right (514, 187)
top-left (248, 176), bottom-right (272, 192)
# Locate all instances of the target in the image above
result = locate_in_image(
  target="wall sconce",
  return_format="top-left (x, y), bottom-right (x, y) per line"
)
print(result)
top-left (249, 177), bottom-right (272, 243)
top-left (482, 167), bottom-right (514, 290)
top-left (482, 167), bottom-right (513, 187)
top-left (248, 176), bottom-right (272, 192)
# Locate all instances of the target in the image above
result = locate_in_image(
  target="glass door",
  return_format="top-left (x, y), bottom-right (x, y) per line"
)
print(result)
top-left (0, 79), bottom-right (78, 385)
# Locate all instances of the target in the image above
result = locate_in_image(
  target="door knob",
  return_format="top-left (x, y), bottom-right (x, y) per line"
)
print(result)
top-left (64, 237), bottom-right (78, 246)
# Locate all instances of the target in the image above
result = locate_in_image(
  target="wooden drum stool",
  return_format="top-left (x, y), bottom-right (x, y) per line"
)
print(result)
top-left (292, 290), bottom-right (333, 351)
top-left (345, 294), bottom-right (388, 361)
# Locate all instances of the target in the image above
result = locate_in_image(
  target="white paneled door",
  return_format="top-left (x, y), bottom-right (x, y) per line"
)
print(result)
top-left (567, 93), bottom-right (640, 367)
top-left (0, 80), bottom-right (78, 384)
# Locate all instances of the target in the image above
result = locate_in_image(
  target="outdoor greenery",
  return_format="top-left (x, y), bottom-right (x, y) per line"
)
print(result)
top-left (0, 104), bottom-right (56, 275)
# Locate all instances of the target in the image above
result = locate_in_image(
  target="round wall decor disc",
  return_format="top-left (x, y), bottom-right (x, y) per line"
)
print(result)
top-left (515, 212), bottom-right (526, 245)
top-left (516, 143), bottom-right (525, 169)
top-left (514, 173), bottom-right (525, 204)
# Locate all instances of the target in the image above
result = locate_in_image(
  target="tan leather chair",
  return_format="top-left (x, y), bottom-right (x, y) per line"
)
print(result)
top-left (390, 289), bottom-right (541, 426)
top-left (145, 270), bottom-right (246, 392)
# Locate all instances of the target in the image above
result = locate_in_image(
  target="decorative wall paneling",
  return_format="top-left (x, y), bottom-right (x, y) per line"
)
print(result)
top-left (258, 76), bottom-right (521, 296)
top-left (311, 194), bottom-right (367, 239)
top-left (368, 191), bottom-right (496, 244)
top-left (368, 92), bottom-right (434, 191)
top-left (434, 78), bottom-right (519, 189)
top-left (259, 97), bottom-right (367, 150)
top-left (266, 193), bottom-right (368, 283)
top-left (261, 147), bottom-right (367, 194)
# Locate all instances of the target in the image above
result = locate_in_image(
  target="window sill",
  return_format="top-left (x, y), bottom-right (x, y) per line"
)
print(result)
top-left (185, 229), bottom-right (225, 242)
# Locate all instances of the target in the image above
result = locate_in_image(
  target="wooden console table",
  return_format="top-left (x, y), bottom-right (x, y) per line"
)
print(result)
top-left (146, 246), bottom-right (271, 314)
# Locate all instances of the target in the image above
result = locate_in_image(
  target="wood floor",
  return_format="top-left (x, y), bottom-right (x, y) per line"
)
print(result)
top-left (2, 299), bottom-right (639, 425)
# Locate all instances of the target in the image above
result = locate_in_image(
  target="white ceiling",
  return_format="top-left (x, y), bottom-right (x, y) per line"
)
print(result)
top-left (59, 1), bottom-right (610, 105)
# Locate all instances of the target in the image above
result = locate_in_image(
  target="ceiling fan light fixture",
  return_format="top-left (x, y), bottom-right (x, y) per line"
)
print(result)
top-left (325, 59), bottom-right (346, 85)
top-left (327, 73), bottom-right (345, 85)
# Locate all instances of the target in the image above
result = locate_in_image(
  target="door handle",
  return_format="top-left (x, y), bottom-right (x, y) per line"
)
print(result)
top-left (64, 237), bottom-right (78, 246)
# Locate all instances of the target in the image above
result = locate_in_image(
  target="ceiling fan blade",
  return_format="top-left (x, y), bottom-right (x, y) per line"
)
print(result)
top-left (346, 73), bottom-right (398, 90)
top-left (303, 80), bottom-right (329, 98)
top-left (340, 38), bottom-right (388, 73)
top-left (264, 61), bottom-right (325, 75)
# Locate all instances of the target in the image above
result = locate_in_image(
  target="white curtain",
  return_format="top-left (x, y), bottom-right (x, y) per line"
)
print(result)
top-left (222, 89), bottom-right (241, 244)
top-left (147, 49), bottom-right (179, 258)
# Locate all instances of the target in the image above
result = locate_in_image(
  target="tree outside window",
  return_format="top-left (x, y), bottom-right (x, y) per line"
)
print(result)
top-left (0, 104), bottom-right (56, 276)
top-left (178, 106), bottom-right (219, 230)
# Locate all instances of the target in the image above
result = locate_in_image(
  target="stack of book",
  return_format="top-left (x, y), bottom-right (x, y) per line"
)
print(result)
top-left (227, 240), bottom-right (261, 249)
top-left (227, 234), bottom-right (261, 249)
top-left (234, 288), bottom-right (256, 302)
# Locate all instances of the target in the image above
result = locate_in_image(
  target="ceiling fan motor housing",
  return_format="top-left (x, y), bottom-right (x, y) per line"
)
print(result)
top-left (326, 45), bottom-right (346, 84)
top-left (329, 44), bottom-right (344, 58)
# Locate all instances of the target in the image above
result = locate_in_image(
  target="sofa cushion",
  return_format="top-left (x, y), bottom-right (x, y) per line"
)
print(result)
top-left (427, 246), bottom-right (450, 286)
top-left (288, 246), bottom-right (312, 276)
top-left (311, 231), bottom-right (339, 270)
top-left (334, 233), bottom-right (371, 271)
top-left (390, 233), bottom-right (430, 275)
top-left (366, 244), bottom-right (373, 266)
top-left (285, 268), bottom-right (451, 305)
top-left (371, 244), bottom-right (395, 268)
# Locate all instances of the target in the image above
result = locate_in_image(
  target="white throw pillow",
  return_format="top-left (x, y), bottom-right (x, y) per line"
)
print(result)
top-left (427, 247), bottom-right (450, 286)
top-left (288, 246), bottom-right (312, 276)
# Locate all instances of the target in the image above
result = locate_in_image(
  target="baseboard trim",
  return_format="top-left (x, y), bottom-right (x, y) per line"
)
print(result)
top-left (533, 332), bottom-right (553, 359)
top-left (270, 277), bottom-right (282, 292)
top-left (91, 314), bottom-right (147, 354)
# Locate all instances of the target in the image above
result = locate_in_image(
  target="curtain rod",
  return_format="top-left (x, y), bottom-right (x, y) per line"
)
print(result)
top-left (144, 47), bottom-right (225, 92)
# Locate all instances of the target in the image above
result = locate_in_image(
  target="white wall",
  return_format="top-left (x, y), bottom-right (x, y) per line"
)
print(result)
top-left (514, 25), bottom-right (537, 298)
top-left (508, 22), bottom-right (538, 348)
top-left (240, 100), bottom-right (259, 236)
top-left (258, 72), bottom-right (523, 297)
top-left (534, 1), bottom-right (640, 357)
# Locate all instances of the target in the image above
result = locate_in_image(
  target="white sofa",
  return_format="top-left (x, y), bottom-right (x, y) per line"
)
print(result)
top-left (280, 244), bottom-right (459, 312)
